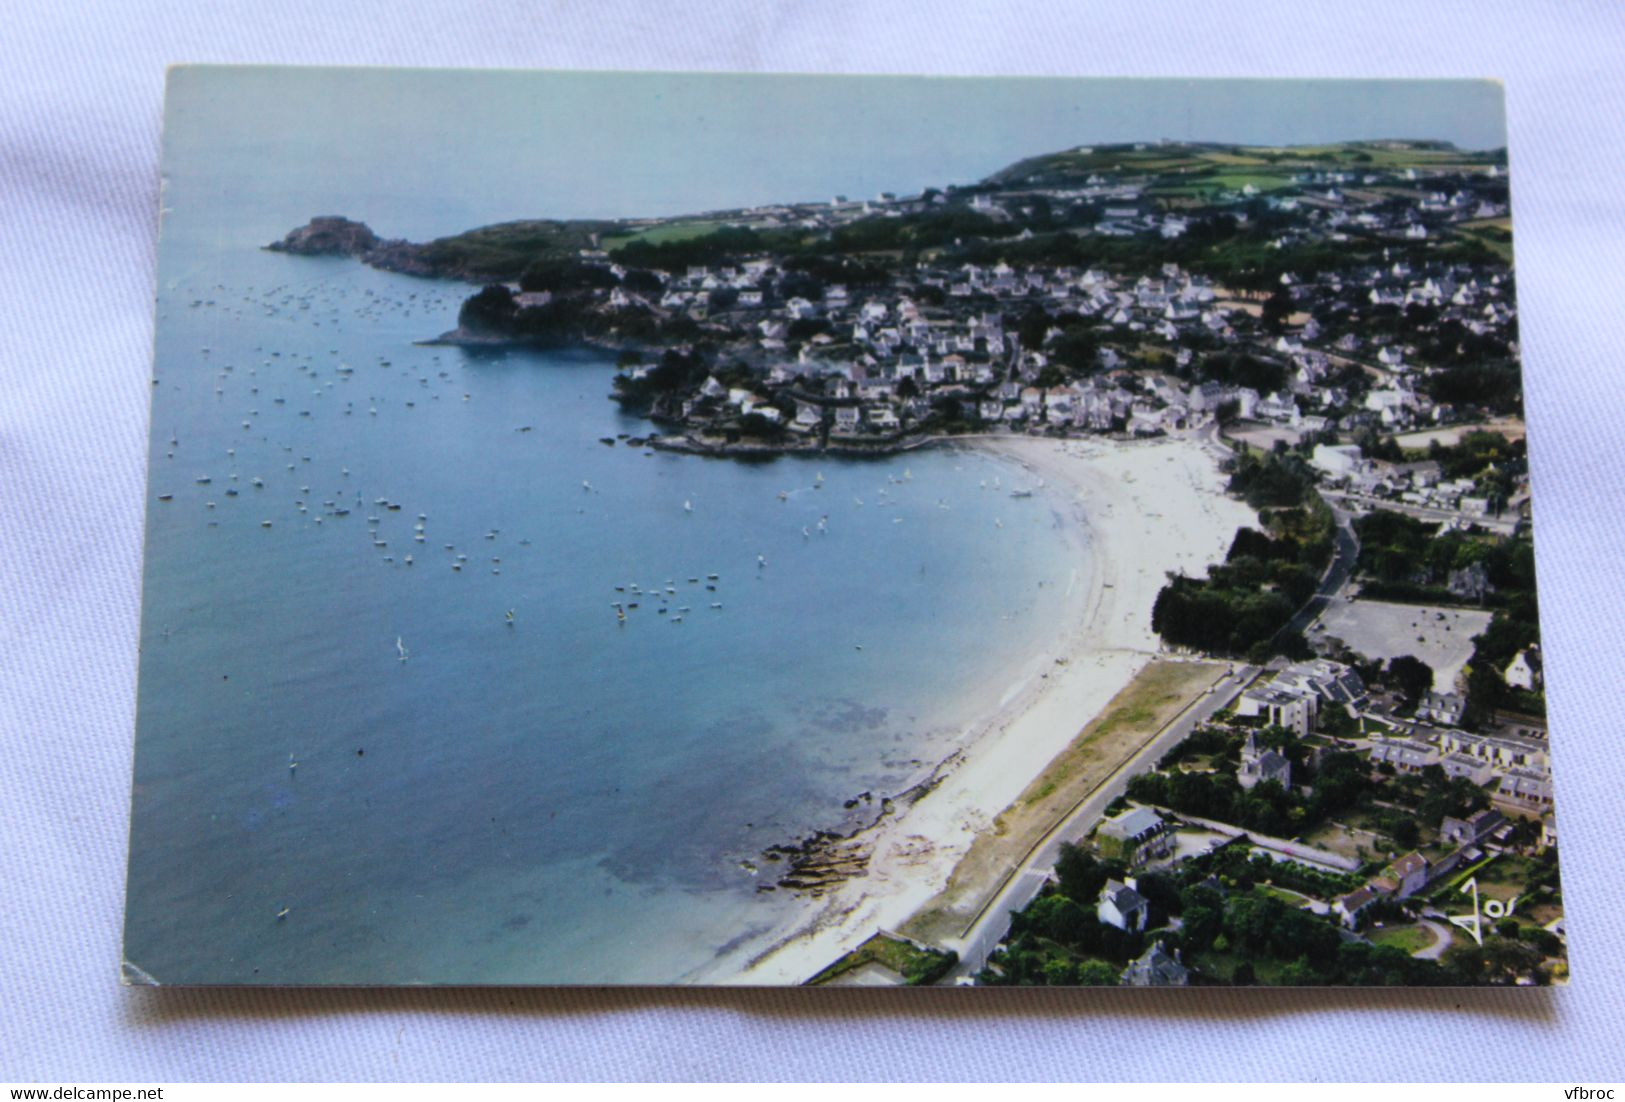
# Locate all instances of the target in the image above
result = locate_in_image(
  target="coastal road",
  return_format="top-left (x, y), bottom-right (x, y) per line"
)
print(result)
top-left (1280, 498), bottom-right (1360, 642)
top-left (941, 662), bottom-right (1259, 982)
top-left (1323, 489), bottom-right (1519, 537)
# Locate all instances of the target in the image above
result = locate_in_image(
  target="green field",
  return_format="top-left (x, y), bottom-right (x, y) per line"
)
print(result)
top-left (1257, 884), bottom-right (1316, 907)
top-left (601, 219), bottom-right (730, 249)
top-left (1152, 172), bottom-right (1296, 196)
top-left (1370, 923), bottom-right (1439, 955)
top-left (1454, 219), bottom-right (1515, 263)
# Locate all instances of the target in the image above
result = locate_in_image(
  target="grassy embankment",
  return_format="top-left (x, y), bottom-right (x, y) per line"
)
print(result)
top-left (902, 658), bottom-right (1225, 945)
top-left (806, 933), bottom-right (957, 987)
top-left (599, 219), bottom-right (730, 250)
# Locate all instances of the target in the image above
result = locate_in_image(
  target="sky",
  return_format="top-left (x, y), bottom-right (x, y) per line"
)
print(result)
top-left (162, 68), bottom-right (1507, 240)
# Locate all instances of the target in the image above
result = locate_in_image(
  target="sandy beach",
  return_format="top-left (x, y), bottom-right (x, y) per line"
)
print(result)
top-left (699, 432), bottom-right (1257, 984)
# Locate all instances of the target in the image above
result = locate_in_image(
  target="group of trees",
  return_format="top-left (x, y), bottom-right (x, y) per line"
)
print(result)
top-left (983, 832), bottom-right (1549, 986)
top-left (1152, 452), bottom-right (1333, 659)
top-left (1366, 763), bottom-right (1489, 848)
top-left (1126, 723), bottom-right (1377, 841)
top-left (458, 283), bottom-right (703, 348)
top-left (977, 709), bottom-right (1557, 987)
top-left (1357, 513), bottom-right (1502, 594)
top-left (980, 846), bottom-right (1152, 986)
top-left (608, 348), bottom-right (713, 414)
top-left (1126, 768), bottom-right (1305, 839)
top-left (1227, 448), bottom-right (1319, 509)
top-left (1348, 499), bottom-right (1541, 722)
top-left (1201, 351), bottom-right (1288, 394)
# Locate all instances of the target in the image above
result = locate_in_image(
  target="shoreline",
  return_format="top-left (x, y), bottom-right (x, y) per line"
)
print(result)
top-left (689, 433), bottom-right (1255, 984)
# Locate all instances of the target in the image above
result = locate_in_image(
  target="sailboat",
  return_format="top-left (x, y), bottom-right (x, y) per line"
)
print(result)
top-left (396, 637), bottom-right (409, 662)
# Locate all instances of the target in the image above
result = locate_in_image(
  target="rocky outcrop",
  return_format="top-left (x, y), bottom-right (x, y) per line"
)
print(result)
top-left (266, 217), bottom-right (453, 278)
top-left (267, 216), bottom-right (382, 257)
top-left (765, 833), bottom-right (873, 897)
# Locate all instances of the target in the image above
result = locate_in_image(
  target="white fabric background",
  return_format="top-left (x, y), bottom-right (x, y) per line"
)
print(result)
top-left (3, 0), bottom-right (1623, 1083)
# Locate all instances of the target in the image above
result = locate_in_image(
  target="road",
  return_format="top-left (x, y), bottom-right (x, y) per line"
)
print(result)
top-left (941, 662), bottom-right (1259, 982)
top-left (1323, 489), bottom-right (1519, 537)
top-left (1281, 498), bottom-right (1361, 641)
top-left (1414, 916), bottom-right (1455, 960)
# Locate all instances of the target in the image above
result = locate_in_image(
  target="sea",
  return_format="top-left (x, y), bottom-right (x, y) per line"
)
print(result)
top-left (124, 74), bottom-right (1092, 983)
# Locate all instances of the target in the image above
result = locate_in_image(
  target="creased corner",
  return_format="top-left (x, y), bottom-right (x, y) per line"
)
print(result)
top-left (121, 958), bottom-right (161, 986)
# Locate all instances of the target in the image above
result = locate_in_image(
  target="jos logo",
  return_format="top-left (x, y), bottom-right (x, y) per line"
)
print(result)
top-left (1448, 876), bottom-right (1517, 946)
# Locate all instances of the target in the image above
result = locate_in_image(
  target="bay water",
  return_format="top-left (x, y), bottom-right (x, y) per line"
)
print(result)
top-left (126, 236), bottom-right (1084, 982)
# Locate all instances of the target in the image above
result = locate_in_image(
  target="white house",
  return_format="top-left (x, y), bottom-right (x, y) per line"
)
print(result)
top-left (1375, 852), bottom-right (1431, 899)
top-left (1094, 807), bottom-right (1171, 866)
top-left (792, 402), bottom-right (823, 431)
top-left (1236, 685), bottom-right (1316, 737)
top-left (1238, 732), bottom-right (1292, 791)
top-left (1333, 886), bottom-right (1379, 929)
top-left (1097, 879), bottom-right (1149, 933)
top-left (1120, 941), bottom-right (1189, 987)
top-left (1504, 646), bottom-right (1543, 691)
top-left (1311, 443), bottom-right (1364, 477)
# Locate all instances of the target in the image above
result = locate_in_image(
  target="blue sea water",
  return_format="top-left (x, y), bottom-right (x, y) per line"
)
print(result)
top-left (125, 234), bottom-right (1085, 983)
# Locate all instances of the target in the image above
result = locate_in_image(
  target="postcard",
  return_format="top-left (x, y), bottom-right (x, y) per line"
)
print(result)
top-left (124, 68), bottom-right (1563, 986)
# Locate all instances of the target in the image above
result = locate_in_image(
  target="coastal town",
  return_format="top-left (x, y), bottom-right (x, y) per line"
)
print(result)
top-left (272, 138), bottom-right (1556, 987)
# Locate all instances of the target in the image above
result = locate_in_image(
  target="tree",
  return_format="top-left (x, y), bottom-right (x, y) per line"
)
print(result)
top-left (1386, 655), bottom-right (1435, 709)
top-left (1015, 307), bottom-right (1051, 351)
top-left (1390, 816), bottom-right (1420, 848)
top-left (1278, 957), bottom-right (1325, 986)
top-left (458, 284), bottom-right (517, 333)
top-left (1049, 326), bottom-right (1100, 372)
top-left (518, 258), bottom-right (617, 293)
top-left (1074, 959), bottom-right (1121, 987)
top-left (1055, 843), bottom-right (1118, 906)
top-left (1042, 958), bottom-right (1078, 986)
top-left (736, 412), bottom-right (786, 441)
top-left (1026, 894), bottom-right (1093, 947)
top-left (1261, 287), bottom-right (1293, 334)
